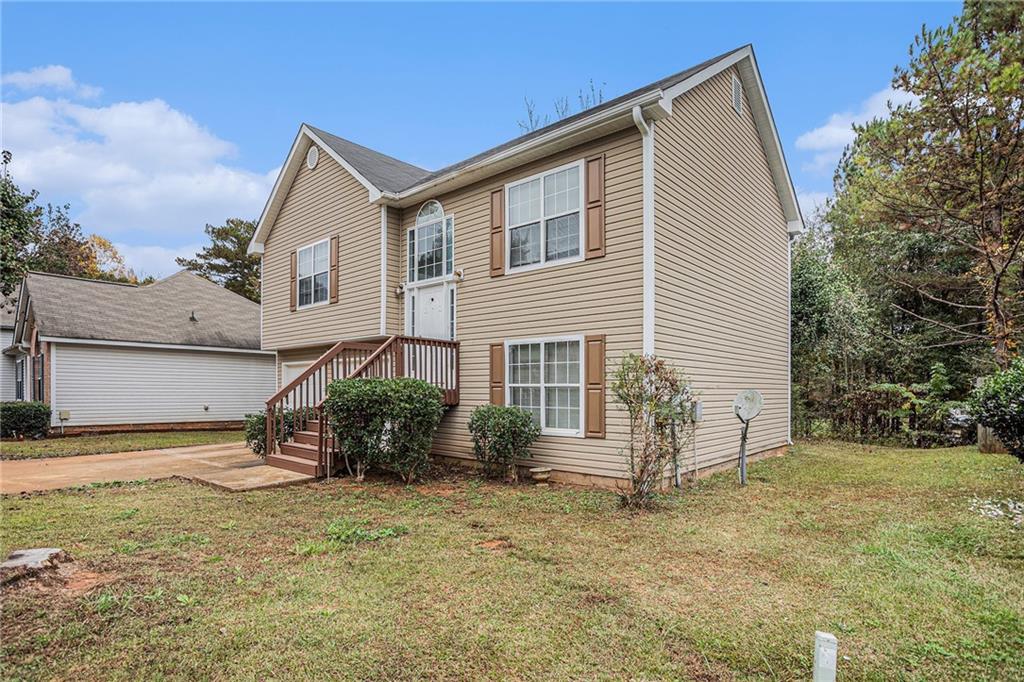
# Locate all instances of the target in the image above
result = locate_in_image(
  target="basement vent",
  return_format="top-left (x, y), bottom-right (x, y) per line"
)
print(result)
top-left (731, 75), bottom-right (743, 116)
top-left (306, 145), bottom-right (319, 170)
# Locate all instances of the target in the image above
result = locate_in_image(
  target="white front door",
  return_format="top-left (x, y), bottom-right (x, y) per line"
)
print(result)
top-left (409, 282), bottom-right (450, 340)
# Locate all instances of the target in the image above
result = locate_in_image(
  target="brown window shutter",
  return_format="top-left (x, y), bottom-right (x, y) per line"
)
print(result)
top-left (329, 236), bottom-right (339, 303)
top-left (289, 250), bottom-right (297, 312)
top-left (489, 188), bottom-right (505, 277)
top-left (584, 154), bottom-right (606, 259)
top-left (584, 335), bottom-right (606, 438)
top-left (488, 343), bottom-right (505, 405)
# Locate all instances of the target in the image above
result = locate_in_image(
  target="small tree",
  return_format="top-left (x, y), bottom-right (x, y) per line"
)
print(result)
top-left (176, 218), bottom-right (261, 302)
top-left (612, 354), bottom-right (697, 509)
top-left (970, 358), bottom-right (1024, 462)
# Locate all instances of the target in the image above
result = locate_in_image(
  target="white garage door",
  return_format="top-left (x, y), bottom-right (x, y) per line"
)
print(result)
top-left (52, 343), bottom-right (276, 427)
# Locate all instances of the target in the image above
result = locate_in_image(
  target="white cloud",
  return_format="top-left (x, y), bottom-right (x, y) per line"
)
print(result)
top-left (114, 242), bottom-right (204, 280)
top-left (796, 189), bottom-right (830, 222)
top-left (2, 65), bottom-right (101, 99)
top-left (1, 87), bottom-right (276, 241)
top-left (795, 87), bottom-right (917, 174)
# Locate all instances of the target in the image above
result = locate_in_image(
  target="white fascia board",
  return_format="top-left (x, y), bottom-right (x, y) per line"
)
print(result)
top-left (248, 125), bottom-right (383, 255)
top-left (385, 91), bottom-right (665, 207)
top-left (658, 46), bottom-right (804, 232)
top-left (38, 336), bottom-right (276, 355)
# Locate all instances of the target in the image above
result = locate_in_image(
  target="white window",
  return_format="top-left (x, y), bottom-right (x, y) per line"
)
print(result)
top-left (732, 74), bottom-right (743, 115)
top-left (407, 200), bottom-right (453, 283)
top-left (506, 336), bottom-right (583, 436)
top-left (506, 160), bottom-right (583, 272)
top-left (297, 239), bottom-right (330, 308)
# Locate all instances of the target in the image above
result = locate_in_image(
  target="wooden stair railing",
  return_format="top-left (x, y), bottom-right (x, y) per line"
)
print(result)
top-left (265, 340), bottom-right (380, 473)
top-left (265, 335), bottom-right (460, 478)
top-left (312, 335), bottom-right (461, 477)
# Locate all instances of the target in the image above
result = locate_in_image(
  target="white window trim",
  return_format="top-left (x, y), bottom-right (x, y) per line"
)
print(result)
top-left (406, 212), bottom-right (455, 286)
top-left (296, 237), bottom-right (331, 310)
top-left (504, 334), bottom-right (585, 438)
top-left (504, 159), bottom-right (586, 275)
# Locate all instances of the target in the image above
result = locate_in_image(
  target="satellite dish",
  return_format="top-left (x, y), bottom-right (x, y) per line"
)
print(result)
top-left (732, 390), bottom-right (764, 486)
top-left (732, 389), bottom-right (764, 423)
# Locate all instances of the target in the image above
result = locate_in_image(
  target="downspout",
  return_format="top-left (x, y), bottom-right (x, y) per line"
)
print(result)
top-left (787, 230), bottom-right (795, 445)
top-left (633, 106), bottom-right (656, 356)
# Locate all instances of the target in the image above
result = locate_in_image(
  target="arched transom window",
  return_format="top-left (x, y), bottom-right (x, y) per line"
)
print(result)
top-left (408, 200), bottom-right (453, 282)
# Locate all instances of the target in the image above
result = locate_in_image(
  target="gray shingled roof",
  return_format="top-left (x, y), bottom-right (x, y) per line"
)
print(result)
top-left (24, 271), bottom-right (262, 350)
top-left (306, 126), bottom-right (431, 193)
top-left (308, 46), bottom-right (745, 195)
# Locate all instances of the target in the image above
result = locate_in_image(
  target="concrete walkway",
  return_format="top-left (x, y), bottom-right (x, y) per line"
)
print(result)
top-left (0, 442), bottom-right (312, 494)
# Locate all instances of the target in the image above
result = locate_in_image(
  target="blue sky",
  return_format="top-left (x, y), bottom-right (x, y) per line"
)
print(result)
top-left (2, 2), bottom-right (959, 277)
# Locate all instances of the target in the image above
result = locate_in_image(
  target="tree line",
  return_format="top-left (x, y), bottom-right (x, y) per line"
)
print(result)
top-left (792, 1), bottom-right (1022, 444)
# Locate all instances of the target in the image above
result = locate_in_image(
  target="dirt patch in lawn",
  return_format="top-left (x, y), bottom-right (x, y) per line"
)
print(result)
top-left (476, 538), bottom-right (512, 551)
top-left (4, 561), bottom-right (117, 597)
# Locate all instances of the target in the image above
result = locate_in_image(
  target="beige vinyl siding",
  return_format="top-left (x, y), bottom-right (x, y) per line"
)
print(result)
top-left (52, 343), bottom-right (275, 427)
top-left (653, 67), bottom-right (790, 470)
top-left (385, 206), bottom-right (403, 334)
top-left (261, 140), bottom-right (383, 350)
top-left (398, 129), bottom-right (645, 479)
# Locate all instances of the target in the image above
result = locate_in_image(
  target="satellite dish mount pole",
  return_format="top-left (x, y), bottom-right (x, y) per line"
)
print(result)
top-left (738, 417), bottom-right (749, 486)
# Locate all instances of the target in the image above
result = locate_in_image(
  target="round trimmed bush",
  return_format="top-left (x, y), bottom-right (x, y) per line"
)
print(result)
top-left (970, 358), bottom-right (1024, 463)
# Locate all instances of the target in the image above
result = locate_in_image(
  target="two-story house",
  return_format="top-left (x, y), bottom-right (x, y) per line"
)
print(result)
top-left (250, 45), bottom-right (803, 487)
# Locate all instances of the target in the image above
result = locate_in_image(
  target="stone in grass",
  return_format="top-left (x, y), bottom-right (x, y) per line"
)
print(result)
top-left (0, 548), bottom-right (71, 585)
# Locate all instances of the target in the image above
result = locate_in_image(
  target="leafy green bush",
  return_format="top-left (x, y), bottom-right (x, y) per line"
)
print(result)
top-left (970, 359), bottom-right (1024, 462)
top-left (322, 378), bottom-right (444, 483)
top-left (467, 404), bottom-right (541, 479)
top-left (0, 401), bottom-right (51, 438)
top-left (243, 408), bottom-right (297, 457)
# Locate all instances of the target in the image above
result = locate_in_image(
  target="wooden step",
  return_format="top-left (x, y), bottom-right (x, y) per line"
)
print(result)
top-left (266, 453), bottom-right (320, 476)
top-left (306, 419), bottom-right (321, 432)
top-left (280, 441), bottom-right (319, 461)
top-left (293, 430), bottom-right (332, 448)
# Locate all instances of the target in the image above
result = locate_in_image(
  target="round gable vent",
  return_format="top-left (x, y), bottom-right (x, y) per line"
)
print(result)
top-left (306, 145), bottom-right (319, 170)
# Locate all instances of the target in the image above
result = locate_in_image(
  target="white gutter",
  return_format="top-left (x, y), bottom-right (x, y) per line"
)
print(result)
top-left (633, 106), bottom-right (656, 356)
top-left (381, 91), bottom-right (667, 205)
top-left (37, 336), bottom-right (276, 355)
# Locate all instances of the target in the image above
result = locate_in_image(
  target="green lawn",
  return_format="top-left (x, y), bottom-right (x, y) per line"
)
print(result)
top-left (0, 430), bottom-right (244, 460)
top-left (2, 442), bottom-right (1022, 680)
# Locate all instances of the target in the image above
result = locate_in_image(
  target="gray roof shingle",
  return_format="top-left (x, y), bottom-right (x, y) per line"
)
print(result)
top-left (308, 47), bottom-right (745, 195)
top-left (306, 126), bottom-right (431, 193)
top-left (25, 271), bottom-right (262, 350)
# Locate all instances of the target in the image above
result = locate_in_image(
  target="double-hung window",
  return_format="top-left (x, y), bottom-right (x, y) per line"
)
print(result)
top-left (506, 161), bottom-right (583, 271)
top-left (297, 239), bottom-right (330, 308)
top-left (507, 337), bottom-right (582, 436)
top-left (407, 200), bottom-right (453, 283)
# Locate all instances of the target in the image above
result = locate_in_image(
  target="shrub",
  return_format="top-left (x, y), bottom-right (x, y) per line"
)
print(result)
top-left (612, 354), bottom-right (697, 510)
top-left (970, 358), bottom-right (1024, 463)
top-left (468, 404), bottom-right (541, 479)
top-left (322, 378), bottom-right (444, 483)
top-left (243, 408), bottom-right (297, 457)
top-left (0, 401), bottom-right (51, 439)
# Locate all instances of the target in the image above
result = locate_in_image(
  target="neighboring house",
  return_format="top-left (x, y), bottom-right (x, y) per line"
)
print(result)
top-left (250, 45), bottom-right (803, 486)
top-left (1, 301), bottom-right (19, 402)
top-left (6, 271), bottom-right (275, 433)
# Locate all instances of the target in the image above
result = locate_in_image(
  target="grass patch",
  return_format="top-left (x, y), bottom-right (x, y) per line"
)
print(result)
top-left (1, 441), bottom-right (1021, 679)
top-left (0, 430), bottom-right (244, 460)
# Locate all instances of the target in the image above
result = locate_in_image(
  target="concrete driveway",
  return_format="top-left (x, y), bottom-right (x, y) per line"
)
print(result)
top-left (0, 442), bottom-right (312, 494)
